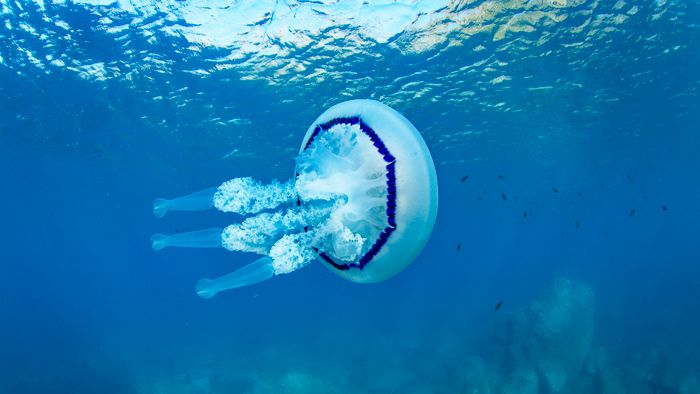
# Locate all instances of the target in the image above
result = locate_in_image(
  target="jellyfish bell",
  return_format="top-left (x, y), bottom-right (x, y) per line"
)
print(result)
top-left (296, 100), bottom-right (438, 283)
top-left (152, 99), bottom-right (438, 298)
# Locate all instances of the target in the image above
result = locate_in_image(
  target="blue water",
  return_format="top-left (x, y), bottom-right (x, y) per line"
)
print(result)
top-left (1, 1), bottom-right (699, 393)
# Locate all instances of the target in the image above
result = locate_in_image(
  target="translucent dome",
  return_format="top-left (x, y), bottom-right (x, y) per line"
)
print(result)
top-left (296, 99), bottom-right (438, 283)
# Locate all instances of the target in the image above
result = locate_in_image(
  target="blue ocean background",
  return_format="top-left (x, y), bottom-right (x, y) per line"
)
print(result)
top-left (1, 1), bottom-right (699, 393)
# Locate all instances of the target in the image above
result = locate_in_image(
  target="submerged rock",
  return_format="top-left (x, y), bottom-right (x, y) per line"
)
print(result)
top-left (537, 359), bottom-right (567, 393)
top-left (680, 377), bottom-right (700, 394)
top-left (455, 356), bottom-right (499, 394)
top-left (136, 373), bottom-right (212, 394)
top-left (489, 278), bottom-right (595, 393)
top-left (253, 370), bottom-right (343, 394)
top-left (190, 376), bottom-right (211, 394)
top-left (525, 278), bottom-right (595, 369)
top-left (500, 369), bottom-right (538, 394)
top-left (280, 371), bottom-right (336, 394)
top-left (363, 365), bottom-right (417, 392)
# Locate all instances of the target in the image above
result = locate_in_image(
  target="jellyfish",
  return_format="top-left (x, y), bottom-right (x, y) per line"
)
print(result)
top-left (152, 100), bottom-right (438, 298)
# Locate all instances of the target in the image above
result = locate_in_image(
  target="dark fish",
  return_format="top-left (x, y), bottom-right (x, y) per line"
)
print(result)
top-left (662, 205), bottom-right (668, 212)
top-left (461, 175), bottom-right (469, 182)
top-left (501, 193), bottom-right (507, 201)
top-left (577, 192), bottom-right (582, 197)
top-left (477, 196), bottom-right (484, 200)
top-left (552, 187), bottom-right (559, 193)
top-left (498, 175), bottom-right (504, 180)
top-left (629, 209), bottom-right (637, 216)
top-left (457, 243), bottom-right (462, 251)
top-left (494, 300), bottom-right (503, 311)
top-left (575, 220), bottom-right (580, 229)
top-left (627, 175), bottom-right (635, 183)
top-left (523, 211), bottom-right (528, 218)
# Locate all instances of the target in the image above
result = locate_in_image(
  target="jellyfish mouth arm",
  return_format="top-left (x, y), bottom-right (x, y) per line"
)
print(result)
top-left (151, 228), bottom-right (223, 251)
top-left (195, 233), bottom-right (316, 298)
top-left (195, 256), bottom-right (275, 299)
top-left (153, 187), bottom-right (218, 218)
top-left (268, 232), bottom-right (317, 274)
top-left (214, 177), bottom-right (297, 214)
top-left (154, 178), bottom-right (297, 218)
top-left (221, 203), bottom-right (333, 254)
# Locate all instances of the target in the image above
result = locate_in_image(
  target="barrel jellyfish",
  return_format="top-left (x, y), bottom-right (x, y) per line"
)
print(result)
top-left (151, 100), bottom-right (438, 298)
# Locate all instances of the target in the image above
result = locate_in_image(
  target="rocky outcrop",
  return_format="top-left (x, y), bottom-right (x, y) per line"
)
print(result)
top-left (467, 278), bottom-right (596, 394)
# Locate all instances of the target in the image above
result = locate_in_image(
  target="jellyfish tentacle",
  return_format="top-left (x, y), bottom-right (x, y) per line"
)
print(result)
top-left (195, 256), bottom-right (275, 299)
top-left (151, 228), bottom-right (223, 250)
top-left (214, 177), bottom-right (297, 214)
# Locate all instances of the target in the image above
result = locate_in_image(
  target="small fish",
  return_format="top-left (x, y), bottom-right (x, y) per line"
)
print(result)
top-left (461, 175), bottom-right (469, 182)
top-left (629, 209), bottom-right (637, 217)
top-left (501, 193), bottom-right (507, 201)
top-left (523, 211), bottom-right (528, 218)
top-left (577, 192), bottom-right (582, 197)
top-left (457, 243), bottom-right (462, 251)
top-left (575, 220), bottom-right (580, 229)
top-left (627, 175), bottom-right (635, 183)
top-left (494, 300), bottom-right (503, 311)
top-left (552, 187), bottom-right (559, 193)
top-left (662, 205), bottom-right (668, 212)
top-left (497, 175), bottom-right (505, 180)
top-left (477, 196), bottom-right (484, 200)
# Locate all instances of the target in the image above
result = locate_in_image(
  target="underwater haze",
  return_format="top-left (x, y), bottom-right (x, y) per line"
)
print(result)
top-left (1, 0), bottom-right (699, 393)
